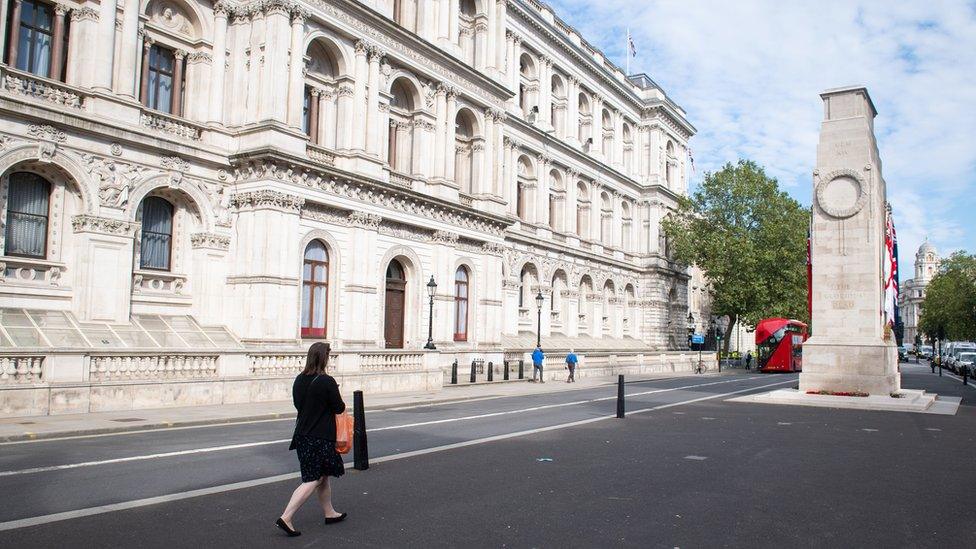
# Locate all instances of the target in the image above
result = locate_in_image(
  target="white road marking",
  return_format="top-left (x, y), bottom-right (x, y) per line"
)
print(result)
top-left (0, 376), bottom-right (767, 478)
top-left (925, 428), bottom-right (942, 432)
top-left (777, 422), bottom-right (792, 425)
top-left (861, 428), bottom-right (879, 432)
top-left (942, 372), bottom-right (976, 388)
top-left (683, 455), bottom-right (708, 461)
top-left (0, 377), bottom-right (795, 531)
top-left (0, 375), bottom-right (700, 446)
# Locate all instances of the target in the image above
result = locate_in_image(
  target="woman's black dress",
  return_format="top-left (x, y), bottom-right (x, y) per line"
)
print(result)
top-left (290, 374), bottom-right (346, 482)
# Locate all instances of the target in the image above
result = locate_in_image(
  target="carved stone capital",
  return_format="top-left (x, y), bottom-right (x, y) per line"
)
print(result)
top-left (230, 190), bottom-right (305, 213)
top-left (71, 215), bottom-right (137, 237)
top-left (348, 211), bottom-right (382, 229)
top-left (190, 232), bottom-right (231, 250)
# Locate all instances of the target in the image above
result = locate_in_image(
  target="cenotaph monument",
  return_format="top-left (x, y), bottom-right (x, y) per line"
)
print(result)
top-left (799, 86), bottom-right (900, 395)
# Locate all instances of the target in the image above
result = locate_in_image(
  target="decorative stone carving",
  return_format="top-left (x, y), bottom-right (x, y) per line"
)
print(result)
top-left (70, 7), bottom-right (98, 21)
top-left (815, 168), bottom-right (868, 219)
top-left (149, 1), bottom-right (195, 37)
top-left (71, 215), bottom-right (136, 236)
top-left (27, 125), bottom-right (67, 142)
top-left (431, 230), bottom-right (459, 245)
top-left (231, 190), bottom-right (305, 212)
top-left (160, 156), bottom-right (191, 172)
top-left (347, 211), bottom-right (382, 229)
top-left (110, 142), bottom-right (123, 156)
top-left (81, 154), bottom-right (150, 208)
top-left (190, 233), bottom-right (231, 250)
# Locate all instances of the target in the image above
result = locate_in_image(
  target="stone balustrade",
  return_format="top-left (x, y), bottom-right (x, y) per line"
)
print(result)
top-left (132, 270), bottom-right (188, 295)
top-left (1, 257), bottom-right (66, 287)
top-left (0, 66), bottom-right (86, 109)
top-left (0, 356), bottom-right (44, 384)
top-left (88, 354), bottom-right (219, 381)
top-left (140, 109), bottom-right (203, 141)
top-left (387, 170), bottom-right (413, 189)
top-left (307, 143), bottom-right (336, 166)
top-left (360, 351), bottom-right (424, 372)
top-left (249, 352), bottom-right (307, 377)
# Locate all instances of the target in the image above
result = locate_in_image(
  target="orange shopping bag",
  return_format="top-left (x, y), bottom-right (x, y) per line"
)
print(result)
top-left (335, 412), bottom-right (354, 455)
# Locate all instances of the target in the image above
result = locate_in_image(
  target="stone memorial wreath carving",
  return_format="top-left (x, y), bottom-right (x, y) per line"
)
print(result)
top-left (815, 168), bottom-right (869, 219)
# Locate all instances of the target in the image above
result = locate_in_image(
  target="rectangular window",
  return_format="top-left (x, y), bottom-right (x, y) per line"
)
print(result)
top-left (139, 197), bottom-right (173, 271)
top-left (147, 45), bottom-right (176, 113)
top-left (16, 0), bottom-right (54, 77)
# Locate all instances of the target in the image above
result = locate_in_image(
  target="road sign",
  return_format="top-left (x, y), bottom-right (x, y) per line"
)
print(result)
top-left (692, 334), bottom-right (705, 345)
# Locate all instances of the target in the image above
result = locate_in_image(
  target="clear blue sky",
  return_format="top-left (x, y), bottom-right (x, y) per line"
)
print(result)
top-left (547, 0), bottom-right (976, 267)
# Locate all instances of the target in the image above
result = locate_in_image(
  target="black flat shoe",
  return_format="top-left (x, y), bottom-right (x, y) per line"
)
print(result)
top-left (324, 513), bottom-right (347, 524)
top-left (276, 518), bottom-right (301, 537)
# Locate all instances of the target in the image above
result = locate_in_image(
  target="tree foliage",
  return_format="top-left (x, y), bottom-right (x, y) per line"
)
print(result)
top-left (662, 160), bottom-right (810, 347)
top-left (918, 252), bottom-right (976, 342)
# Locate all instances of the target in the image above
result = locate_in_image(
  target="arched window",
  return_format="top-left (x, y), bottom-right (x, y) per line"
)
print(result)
top-left (454, 266), bottom-right (469, 341)
top-left (454, 109), bottom-right (478, 193)
top-left (665, 141), bottom-right (675, 186)
top-left (388, 77), bottom-right (418, 174)
top-left (139, 196), bottom-right (174, 270)
top-left (8, 0), bottom-right (68, 79)
top-left (301, 241), bottom-right (329, 338)
top-left (141, 44), bottom-right (184, 115)
top-left (518, 266), bottom-right (528, 308)
top-left (4, 172), bottom-right (50, 258)
top-left (576, 181), bottom-right (589, 238)
top-left (384, 259), bottom-right (407, 348)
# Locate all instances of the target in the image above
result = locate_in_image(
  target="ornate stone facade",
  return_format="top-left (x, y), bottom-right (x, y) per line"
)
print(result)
top-left (0, 0), bottom-right (698, 415)
top-left (898, 240), bottom-right (940, 346)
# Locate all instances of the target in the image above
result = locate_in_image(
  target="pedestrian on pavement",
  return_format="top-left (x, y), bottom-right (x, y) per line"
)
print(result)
top-left (565, 349), bottom-right (578, 383)
top-left (277, 342), bottom-right (348, 537)
top-left (745, 351), bottom-right (753, 370)
top-left (532, 346), bottom-right (545, 383)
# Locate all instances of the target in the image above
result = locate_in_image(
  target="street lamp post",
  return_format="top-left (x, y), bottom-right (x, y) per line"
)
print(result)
top-left (686, 312), bottom-right (695, 350)
top-left (535, 291), bottom-right (544, 348)
top-left (914, 334), bottom-right (921, 364)
top-left (712, 317), bottom-right (725, 372)
top-left (424, 276), bottom-right (437, 350)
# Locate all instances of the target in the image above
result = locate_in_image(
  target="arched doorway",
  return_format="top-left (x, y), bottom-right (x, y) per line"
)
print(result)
top-left (384, 259), bottom-right (407, 348)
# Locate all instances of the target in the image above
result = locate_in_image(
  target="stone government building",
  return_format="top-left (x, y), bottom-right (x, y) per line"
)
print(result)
top-left (898, 240), bottom-right (939, 347)
top-left (0, 0), bottom-right (705, 416)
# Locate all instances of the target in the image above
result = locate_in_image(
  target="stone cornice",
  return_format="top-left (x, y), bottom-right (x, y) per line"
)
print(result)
top-left (229, 148), bottom-right (512, 237)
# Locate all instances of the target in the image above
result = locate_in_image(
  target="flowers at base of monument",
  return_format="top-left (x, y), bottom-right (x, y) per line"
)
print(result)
top-left (806, 390), bottom-right (869, 397)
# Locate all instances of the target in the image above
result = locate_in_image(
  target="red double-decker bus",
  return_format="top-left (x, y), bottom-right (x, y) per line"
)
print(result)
top-left (755, 318), bottom-right (808, 373)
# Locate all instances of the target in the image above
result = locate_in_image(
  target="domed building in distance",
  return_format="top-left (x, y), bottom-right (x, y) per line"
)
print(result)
top-left (899, 239), bottom-right (940, 346)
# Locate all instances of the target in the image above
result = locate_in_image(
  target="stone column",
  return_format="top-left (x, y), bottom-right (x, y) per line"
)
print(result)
top-left (336, 84), bottom-right (354, 149)
top-left (365, 46), bottom-right (384, 156)
top-left (171, 50), bottom-right (186, 116)
top-left (444, 89), bottom-right (458, 184)
top-left (286, 9), bottom-right (307, 128)
top-left (567, 77), bottom-right (580, 145)
top-left (0, 0), bottom-right (10, 66)
top-left (433, 85), bottom-right (447, 179)
top-left (92, 0), bottom-right (118, 91)
top-left (70, 215), bottom-right (137, 324)
top-left (493, 111), bottom-right (505, 197)
top-left (493, 0), bottom-right (506, 71)
top-left (207, 3), bottom-right (230, 124)
top-left (352, 41), bottom-right (369, 151)
top-left (502, 137), bottom-right (514, 210)
top-left (48, 3), bottom-right (69, 79)
top-left (9, 4), bottom-right (27, 67)
top-left (138, 37), bottom-right (152, 105)
top-left (536, 155), bottom-right (551, 227)
top-left (591, 96), bottom-right (603, 156)
top-left (262, 2), bottom-right (291, 123)
top-left (115, 0), bottom-right (140, 96)
top-left (308, 87), bottom-right (321, 143)
top-left (474, 20), bottom-right (488, 71)
top-left (321, 87), bottom-right (337, 148)
top-left (448, 0), bottom-right (460, 45)
top-left (66, 7), bottom-right (98, 88)
top-left (509, 32), bottom-right (521, 94)
top-left (538, 56), bottom-right (552, 129)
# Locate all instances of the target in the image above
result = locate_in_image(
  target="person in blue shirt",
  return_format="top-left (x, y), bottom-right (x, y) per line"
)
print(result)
top-left (565, 349), bottom-right (578, 383)
top-left (531, 347), bottom-right (545, 383)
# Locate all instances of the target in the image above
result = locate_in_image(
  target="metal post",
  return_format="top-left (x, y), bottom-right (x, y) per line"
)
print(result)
top-left (536, 307), bottom-right (542, 348)
top-left (616, 374), bottom-right (625, 418)
top-left (963, 368), bottom-right (968, 386)
top-left (470, 359), bottom-right (477, 383)
top-left (451, 359), bottom-right (458, 385)
top-left (353, 390), bottom-right (369, 471)
top-left (487, 361), bottom-right (494, 382)
top-left (503, 360), bottom-right (510, 380)
top-left (518, 359), bottom-right (524, 379)
top-left (424, 292), bottom-right (436, 350)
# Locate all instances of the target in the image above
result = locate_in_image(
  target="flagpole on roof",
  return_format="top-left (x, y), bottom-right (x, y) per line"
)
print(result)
top-left (625, 28), bottom-right (630, 75)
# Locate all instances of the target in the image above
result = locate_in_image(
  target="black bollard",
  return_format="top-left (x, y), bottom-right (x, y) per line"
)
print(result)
top-left (470, 360), bottom-right (477, 383)
top-left (503, 360), bottom-right (510, 380)
top-left (518, 359), bottom-right (524, 379)
top-left (487, 361), bottom-right (494, 381)
top-left (963, 368), bottom-right (968, 386)
top-left (451, 359), bottom-right (458, 385)
top-left (616, 375), bottom-right (625, 418)
top-left (353, 390), bottom-right (369, 471)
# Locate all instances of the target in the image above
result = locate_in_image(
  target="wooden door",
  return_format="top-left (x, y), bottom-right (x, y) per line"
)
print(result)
top-left (385, 260), bottom-right (406, 348)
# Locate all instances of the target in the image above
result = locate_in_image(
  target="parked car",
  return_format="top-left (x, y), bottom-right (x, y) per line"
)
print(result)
top-left (898, 346), bottom-right (909, 361)
top-left (918, 345), bottom-right (934, 359)
top-left (957, 352), bottom-right (976, 376)
top-left (946, 343), bottom-right (976, 372)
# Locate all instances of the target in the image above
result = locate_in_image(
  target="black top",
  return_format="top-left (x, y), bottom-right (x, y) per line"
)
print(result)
top-left (289, 373), bottom-right (346, 450)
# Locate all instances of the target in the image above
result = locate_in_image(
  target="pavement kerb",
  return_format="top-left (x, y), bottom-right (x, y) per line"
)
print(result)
top-left (0, 371), bottom-right (743, 443)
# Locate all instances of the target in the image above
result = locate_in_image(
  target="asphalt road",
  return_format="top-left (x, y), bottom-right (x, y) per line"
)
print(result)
top-left (2, 365), bottom-right (974, 548)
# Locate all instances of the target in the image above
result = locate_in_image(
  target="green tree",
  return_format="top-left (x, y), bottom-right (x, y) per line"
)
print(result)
top-left (919, 251), bottom-right (976, 342)
top-left (662, 160), bottom-right (810, 353)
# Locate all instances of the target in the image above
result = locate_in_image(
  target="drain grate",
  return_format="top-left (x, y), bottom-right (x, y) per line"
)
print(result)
top-left (110, 418), bottom-right (146, 423)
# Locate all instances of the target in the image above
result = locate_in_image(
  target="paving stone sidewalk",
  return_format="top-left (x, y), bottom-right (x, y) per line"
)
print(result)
top-left (0, 370), bottom-right (739, 442)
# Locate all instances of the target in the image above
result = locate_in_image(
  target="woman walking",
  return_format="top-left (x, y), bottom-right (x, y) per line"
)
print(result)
top-left (276, 342), bottom-right (348, 537)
